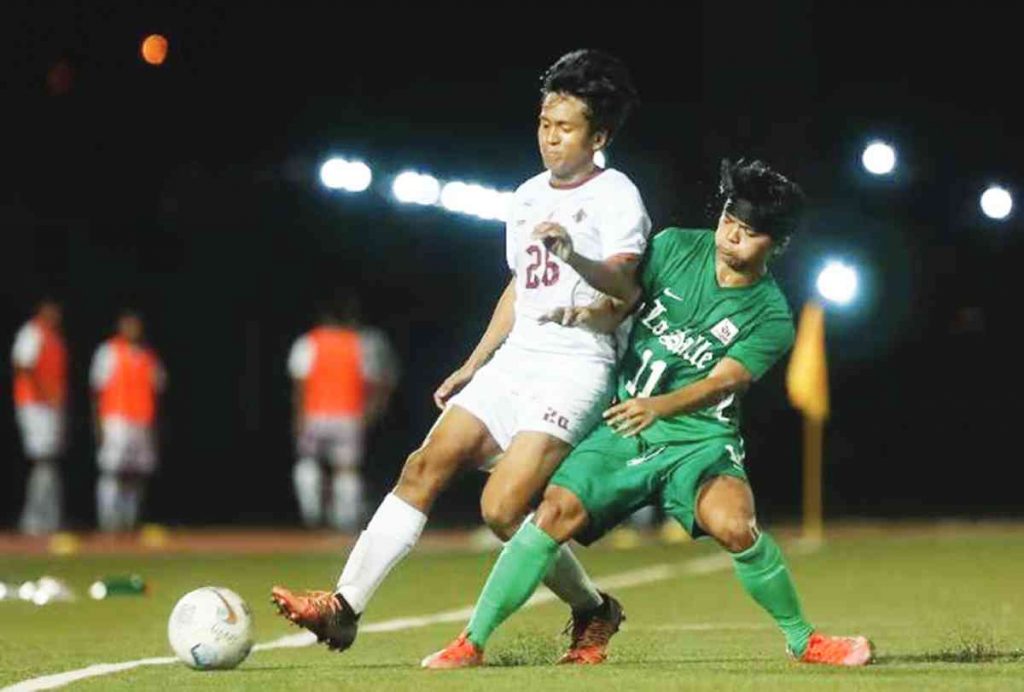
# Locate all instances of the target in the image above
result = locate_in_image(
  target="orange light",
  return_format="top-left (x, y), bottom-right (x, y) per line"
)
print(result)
top-left (141, 34), bottom-right (168, 66)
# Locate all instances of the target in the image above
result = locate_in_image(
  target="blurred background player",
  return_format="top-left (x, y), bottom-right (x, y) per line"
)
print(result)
top-left (11, 299), bottom-right (68, 535)
top-left (288, 294), bottom-right (398, 531)
top-left (90, 310), bottom-right (166, 532)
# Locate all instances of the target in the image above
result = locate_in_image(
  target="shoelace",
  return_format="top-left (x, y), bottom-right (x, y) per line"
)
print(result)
top-left (303, 591), bottom-right (342, 620)
top-left (561, 616), bottom-right (589, 647)
top-left (438, 635), bottom-right (472, 660)
top-left (577, 618), bottom-right (616, 649)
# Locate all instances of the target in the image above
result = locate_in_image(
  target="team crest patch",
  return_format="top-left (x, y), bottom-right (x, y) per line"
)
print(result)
top-left (573, 208), bottom-right (587, 223)
top-left (710, 318), bottom-right (739, 345)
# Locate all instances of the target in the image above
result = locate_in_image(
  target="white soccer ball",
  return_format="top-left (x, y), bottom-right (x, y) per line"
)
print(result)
top-left (168, 586), bottom-right (254, 670)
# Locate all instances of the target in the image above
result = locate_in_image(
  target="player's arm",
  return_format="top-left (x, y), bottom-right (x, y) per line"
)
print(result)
top-left (433, 278), bottom-right (516, 409)
top-left (88, 347), bottom-right (107, 444)
top-left (538, 292), bottom-right (639, 334)
top-left (291, 380), bottom-right (305, 435)
top-left (604, 357), bottom-right (752, 437)
top-left (533, 221), bottom-right (640, 303)
top-left (11, 327), bottom-right (53, 405)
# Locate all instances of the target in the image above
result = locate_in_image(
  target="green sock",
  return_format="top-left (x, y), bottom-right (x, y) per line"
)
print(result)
top-left (466, 521), bottom-right (560, 648)
top-left (731, 532), bottom-right (815, 655)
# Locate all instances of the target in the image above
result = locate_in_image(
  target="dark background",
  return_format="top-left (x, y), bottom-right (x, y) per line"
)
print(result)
top-left (2, 2), bottom-right (1020, 529)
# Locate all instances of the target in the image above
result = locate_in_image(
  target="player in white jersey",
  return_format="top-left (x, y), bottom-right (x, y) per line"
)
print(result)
top-left (11, 299), bottom-right (68, 535)
top-left (288, 296), bottom-right (399, 531)
top-left (272, 49), bottom-right (650, 660)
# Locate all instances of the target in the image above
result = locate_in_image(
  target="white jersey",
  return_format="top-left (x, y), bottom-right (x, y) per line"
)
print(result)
top-left (90, 342), bottom-right (167, 393)
top-left (288, 328), bottom-right (399, 386)
top-left (11, 322), bottom-right (43, 369)
top-left (504, 168), bottom-right (651, 364)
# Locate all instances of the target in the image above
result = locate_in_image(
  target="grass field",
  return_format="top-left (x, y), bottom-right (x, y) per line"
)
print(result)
top-left (2, 524), bottom-right (1023, 690)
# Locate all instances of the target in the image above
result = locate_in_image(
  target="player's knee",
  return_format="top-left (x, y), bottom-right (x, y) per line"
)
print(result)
top-left (479, 491), bottom-right (526, 540)
top-left (394, 446), bottom-right (449, 508)
top-left (707, 512), bottom-right (757, 553)
top-left (533, 487), bottom-right (587, 543)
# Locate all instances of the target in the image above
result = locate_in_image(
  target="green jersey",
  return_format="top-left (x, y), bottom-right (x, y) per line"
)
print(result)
top-left (618, 228), bottom-right (795, 446)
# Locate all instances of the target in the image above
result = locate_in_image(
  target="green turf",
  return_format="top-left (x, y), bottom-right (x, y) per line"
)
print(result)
top-left (2, 527), bottom-right (1023, 690)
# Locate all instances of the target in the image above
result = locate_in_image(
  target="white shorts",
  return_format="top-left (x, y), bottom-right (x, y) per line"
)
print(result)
top-left (98, 417), bottom-right (157, 474)
top-left (16, 404), bottom-right (64, 460)
top-left (449, 344), bottom-right (614, 465)
top-left (297, 415), bottom-right (364, 469)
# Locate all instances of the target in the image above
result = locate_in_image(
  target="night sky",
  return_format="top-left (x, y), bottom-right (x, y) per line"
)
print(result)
top-left (2, 2), bottom-right (1021, 527)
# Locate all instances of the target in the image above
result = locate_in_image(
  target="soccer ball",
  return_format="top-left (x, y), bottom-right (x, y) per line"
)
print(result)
top-left (167, 586), bottom-right (254, 670)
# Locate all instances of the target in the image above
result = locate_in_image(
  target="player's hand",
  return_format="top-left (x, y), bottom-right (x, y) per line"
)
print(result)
top-left (532, 222), bottom-right (574, 262)
top-left (433, 364), bottom-right (476, 410)
top-left (603, 398), bottom-right (662, 437)
top-left (538, 306), bottom-right (593, 328)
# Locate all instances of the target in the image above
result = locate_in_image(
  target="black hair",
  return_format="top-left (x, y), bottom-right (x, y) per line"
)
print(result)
top-left (540, 49), bottom-right (638, 143)
top-left (719, 159), bottom-right (805, 245)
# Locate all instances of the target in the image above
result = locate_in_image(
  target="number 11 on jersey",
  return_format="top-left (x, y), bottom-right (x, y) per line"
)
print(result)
top-left (624, 348), bottom-right (667, 398)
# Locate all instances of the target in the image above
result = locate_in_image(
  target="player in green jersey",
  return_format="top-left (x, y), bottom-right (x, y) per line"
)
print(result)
top-left (422, 159), bottom-right (873, 669)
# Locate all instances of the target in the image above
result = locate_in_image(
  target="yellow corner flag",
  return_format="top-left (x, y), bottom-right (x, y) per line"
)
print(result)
top-left (786, 302), bottom-right (830, 422)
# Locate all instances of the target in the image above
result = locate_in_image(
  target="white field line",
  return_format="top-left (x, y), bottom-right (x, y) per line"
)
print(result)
top-left (3, 543), bottom-right (817, 691)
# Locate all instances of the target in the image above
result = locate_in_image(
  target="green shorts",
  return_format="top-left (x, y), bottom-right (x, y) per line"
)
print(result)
top-left (549, 422), bottom-right (749, 545)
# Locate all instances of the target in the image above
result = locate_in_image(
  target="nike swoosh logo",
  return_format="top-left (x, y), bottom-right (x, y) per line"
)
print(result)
top-left (211, 588), bottom-right (238, 624)
top-left (663, 288), bottom-right (684, 301)
top-left (626, 446), bottom-right (666, 467)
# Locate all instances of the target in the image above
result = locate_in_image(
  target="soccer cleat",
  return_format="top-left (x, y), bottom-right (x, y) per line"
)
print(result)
top-left (420, 632), bottom-right (484, 669)
top-left (270, 586), bottom-right (359, 651)
top-left (793, 632), bottom-right (874, 666)
top-left (557, 591), bottom-right (626, 664)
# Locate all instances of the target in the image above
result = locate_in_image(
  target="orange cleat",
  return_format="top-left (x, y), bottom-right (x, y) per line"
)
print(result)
top-left (420, 632), bottom-right (485, 669)
top-left (557, 591), bottom-right (625, 665)
top-left (794, 632), bottom-right (874, 666)
top-left (270, 586), bottom-right (359, 651)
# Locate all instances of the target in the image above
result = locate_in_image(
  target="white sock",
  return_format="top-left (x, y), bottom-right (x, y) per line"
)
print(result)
top-left (122, 478), bottom-right (144, 530)
top-left (543, 544), bottom-right (603, 612)
top-left (20, 460), bottom-right (61, 534)
top-left (329, 469), bottom-right (364, 532)
top-left (293, 458), bottom-right (323, 527)
top-left (97, 474), bottom-right (119, 532)
top-left (336, 492), bottom-right (426, 614)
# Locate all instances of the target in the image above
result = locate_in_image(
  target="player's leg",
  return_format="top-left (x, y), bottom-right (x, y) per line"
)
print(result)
top-left (424, 426), bottom-right (646, 668)
top-left (480, 432), bottom-right (605, 615)
top-left (326, 417), bottom-right (364, 532)
top-left (421, 485), bottom-right (590, 669)
top-left (96, 417), bottom-right (128, 532)
top-left (693, 470), bottom-right (872, 665)
top-left (292, 419), bottom-right (324, 527)
top-left (17, 405), bottom-right (62, 535)
top-left (272, 404), bottom-right (499, 650)
top-left (120, 424), bottom-right (158, 531)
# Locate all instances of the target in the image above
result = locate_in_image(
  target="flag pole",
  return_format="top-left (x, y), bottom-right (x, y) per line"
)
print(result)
top-left (786, 301), bottom-right (829, 544)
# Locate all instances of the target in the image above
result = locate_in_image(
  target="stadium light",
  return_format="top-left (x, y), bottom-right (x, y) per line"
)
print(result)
top-left (440, 181), bottom-right (469, 213)
top-left (816, 260), bottom-right (859, 306)
top-left (980, 185), bottom-right (1013, 220)
top-left (393, 171), bottom-right (441, 205)
top-left (319, 157), bottom-right (372, 192)
top-left (861, 141), bottom-right (896, 176)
